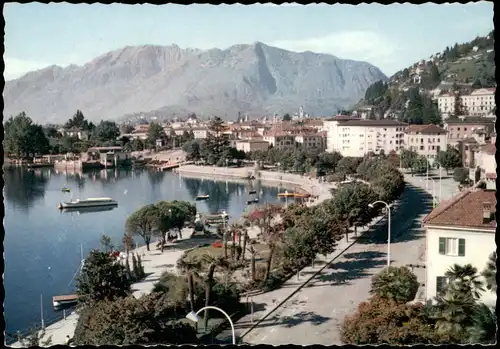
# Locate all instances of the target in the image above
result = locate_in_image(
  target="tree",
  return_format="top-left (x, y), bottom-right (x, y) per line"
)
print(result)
top-left (399, 149), bottom-right (418, 172)
top-left (444, 264), bottom-right (485, 300)
top-left (200, 254), bottom-right (230, 330)
top-left (203, 116), bottom-right (230, 165)
top-left (412, 155), bottom-right (429, 174)
top-left (429, 64), bottom-right (441, 85)
top-left (436, 146), bottom-right (462, 174)
top-left (182, 139), bottom-right (203, 161)
top-left (335, 157), bottom-right (362, 178)
top-left (471, 79), bottom-right (482, 89)
top-left (146, 122), bottom-right (166, 149)
top-left (370, 266), bottom-right (420, 303)
top-left (341, 296), bottom-right (443, 345)
top-left (76, 250), bottom-right (131, 306)
top-left (315, 151), bottom-right (342, 175)
top-left (323, 182), bottom-right (378, 228)
top-left (73, 293), bottom-right (198, 345)
top-left (4, 112), bottom-right (51, 157)
top-left (125, 204), bottom-right (161, 251)
top-left (466, 303), bottom-right (497, 344)
top-left (176, 258), bottom-right (201, 314)
top-left (452, 90), bottom-right (467, 118)
top-left (16, 327), bottom-right (53, 347)
top-left (100, 234), bottom-right (114, 253)
top-left (65, 110), bottom-right (93, 131)
top-left (364, 80), bottom-right (388, 102)
top-left (480, 252), bottom-right (496, 293)
top-left (92, 120), bottom-right (120, 145)
top-left (453, 168), bottom-right (469, 184)
top-left (282, 113), bottom-right (292, 121)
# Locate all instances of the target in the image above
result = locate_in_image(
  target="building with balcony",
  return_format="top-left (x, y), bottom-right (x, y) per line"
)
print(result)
top-left (404, 124), bottom-right (447, 163)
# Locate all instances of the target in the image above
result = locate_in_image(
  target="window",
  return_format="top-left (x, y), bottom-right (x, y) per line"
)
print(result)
top-left (439, 237), bottom-right (465, 256)
top-left (420, 146), bottom-right (424, 150)
top-left (464, 128), bottom-right (467, 131)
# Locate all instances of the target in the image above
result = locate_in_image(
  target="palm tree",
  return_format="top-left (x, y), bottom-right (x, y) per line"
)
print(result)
top-left (432, 284), bottom-right (476, 341)
top-left (201, 254), bottom-right (230, 330)
top-left (481, 252), bottom-right (496, 293)
top-left (467, 303), bottom-right (497, 344)
top-left (176, 258), bottom-right (202, 314)
top-left (370, 266), bottom-right (420, 303)
top-left (445, 264), bottom-right (485, 299)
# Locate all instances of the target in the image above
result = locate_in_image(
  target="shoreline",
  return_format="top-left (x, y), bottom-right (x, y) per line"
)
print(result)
top-left (10, 166), bottom-right (335, 346)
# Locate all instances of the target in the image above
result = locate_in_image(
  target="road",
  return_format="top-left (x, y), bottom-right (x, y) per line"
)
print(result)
top-left (234, 184), bottom-right (433, 345)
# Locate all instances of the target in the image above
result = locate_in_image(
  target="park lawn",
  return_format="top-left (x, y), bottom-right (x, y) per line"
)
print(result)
top-left (185, 245), bottom-right (224, 261)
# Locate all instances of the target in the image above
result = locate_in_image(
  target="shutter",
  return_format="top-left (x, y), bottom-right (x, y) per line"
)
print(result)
top-left (458, 238), bottom-right (466, 256)
top-left (439, 237), bottom-right (446, 254)
top-left (436, 277), bottom-right (444, 294)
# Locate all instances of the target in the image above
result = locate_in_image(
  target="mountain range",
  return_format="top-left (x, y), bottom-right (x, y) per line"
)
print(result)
top-left (3, 42), bottom-right (388, 123)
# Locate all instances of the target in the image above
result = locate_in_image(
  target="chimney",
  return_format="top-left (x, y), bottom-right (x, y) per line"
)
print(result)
top-left (482, 202), bottom-right (492, 224)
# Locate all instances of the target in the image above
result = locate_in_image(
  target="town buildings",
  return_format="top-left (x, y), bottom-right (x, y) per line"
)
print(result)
top-left (404, 124), bottom-right (448, 163)
top-left (437, 88), bottom-right (496, 119)
top-left (423, 188), bottom-right (497, 307)
top-left (444, 117), bottom-right (495, 147)
top-left (322, 118), bottom-right (407, 157)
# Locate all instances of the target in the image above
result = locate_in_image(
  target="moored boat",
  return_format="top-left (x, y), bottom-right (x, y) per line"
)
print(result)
top-left (58, 197), bottom-right (118, 209)
top-left (248, 189), bottom-right (257, 194)
top-left (53, 294), bottom-right (78, 308)
top-left (195, 194), bottom-right (210, 201)
top-left (247, 198), bottom-right (259, 205)
top-left (62, 187), bottom-right (71, 193)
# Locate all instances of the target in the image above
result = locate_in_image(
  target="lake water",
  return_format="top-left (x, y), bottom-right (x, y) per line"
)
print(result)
top-left (3, 167), bottom-right (282, 338)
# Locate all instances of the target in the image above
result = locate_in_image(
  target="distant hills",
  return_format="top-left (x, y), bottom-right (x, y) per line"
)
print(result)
top-left (3, 42), bottom-right (387, 123)
top-left (352, 30), bottom-right (495, 120)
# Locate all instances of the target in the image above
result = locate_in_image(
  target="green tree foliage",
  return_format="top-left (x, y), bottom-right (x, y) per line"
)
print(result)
top-left (4, 112), bottom-right (51, 157)
top-left (370, 266), bottom-right (420, 303)
top-left (453, 167), bottom-right (469, 184)
top-left (402, 89), bottom-right (442, 125)
top-left (282, 113), bottom-right (292, 121)
top-left (466, 303), bottom-right (497, 344)
top-left (451, 90), bottom-right (467, 118)
top-left (203, 116), bottom-right (230, 165)
top-left (315, 151), bottom-right (342, 175)
top-left (471, 79), bottom-right (483, 89)
top-left (323, 182), bottom-right (378, 228)
top-left (64, 110), bottom-right (94, 131)
top-left (16, 327), bottom-right (53, 347)
top-left (335, 156), bottom-right (363, 178)
top-left (412, 155), bottom-right (430, 174)
top-left (76, 250), bottom-right (131, 306)
top-left (480, 252), bottom-right (496, 293)
top-left (146, 122), bottom-right (166, 148)
top-left (364, 80), bottom-right (388, 102)
top-left (399, 149), bottom-right (418, 171)
top-left (125, 204), bottom-right (161, 251)
top-left (92, 120), bottom-right (120, 145)
top-left (73, 293), bottom-right (198, 345)
top-left (436, 146), bottom-right (462, 174)
top-left (100, 234), bottom-right (114, 253)
top-left (182, 139), bottom-right (203, 161)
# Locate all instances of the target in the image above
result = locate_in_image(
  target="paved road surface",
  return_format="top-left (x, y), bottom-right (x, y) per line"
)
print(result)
top-left (230, 184), bottom-right (433, 345)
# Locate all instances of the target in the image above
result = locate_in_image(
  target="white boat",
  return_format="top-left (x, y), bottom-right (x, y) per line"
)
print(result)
top-left (58, 197), bottom-right (118, 209)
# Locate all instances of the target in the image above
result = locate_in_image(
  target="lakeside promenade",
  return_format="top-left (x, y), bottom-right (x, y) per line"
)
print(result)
top-left (9, 166), bottom-right (334, 347)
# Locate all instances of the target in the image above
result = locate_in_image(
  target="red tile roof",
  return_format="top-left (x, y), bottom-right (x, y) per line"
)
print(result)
top-left (337, 119), bottom-right (408, 127)
top-left (423, 189), bottom-right (496, 230)
top-left (406, 124), bottom-right (447, 135)
top-left (478, 143), bottom-right (496, 155)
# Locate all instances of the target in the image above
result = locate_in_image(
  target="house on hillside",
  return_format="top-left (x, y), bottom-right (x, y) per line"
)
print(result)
top-left (423, 188), bottom-right (497, 307)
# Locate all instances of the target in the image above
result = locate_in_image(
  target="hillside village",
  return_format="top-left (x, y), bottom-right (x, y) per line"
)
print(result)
top-left (352, 30), bottom-right (495, 122)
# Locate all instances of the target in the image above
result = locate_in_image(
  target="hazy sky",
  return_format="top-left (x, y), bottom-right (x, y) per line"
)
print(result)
top-left (4, 2), bottom-right (494, 80)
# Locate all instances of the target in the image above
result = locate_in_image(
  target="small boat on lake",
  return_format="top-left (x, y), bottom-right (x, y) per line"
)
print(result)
top-left (248, 189), bottom-right (257, 194)
top-left (61, 206), bottom-right (118, 215)
top-left (195, 194), bottom-right (210, 201)
top-left (53, 294), bottom-right (78, 308)
top-left (247, 198), bottom-right (259, 205)
top-left (58, 197), bottom-right (118, 209)
top-left (277, 192), bottom-right (311, 198)
top-left (62, 187), bottom-right (71, 193)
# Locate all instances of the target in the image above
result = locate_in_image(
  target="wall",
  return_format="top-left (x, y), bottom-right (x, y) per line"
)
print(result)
top-left (426, 226), bottom-right (496, 307)
top-left (405, 133), bottom-right (447, 163)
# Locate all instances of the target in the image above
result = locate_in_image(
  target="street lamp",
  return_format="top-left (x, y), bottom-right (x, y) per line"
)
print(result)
top-left (225, 158), bottom-right (229, 172)
top-left (186, 306), bottom-right (236, 344)
top-left (422, 177), bottom-right (438, 208)
top-left (368, 201), bottom-right (391, 267)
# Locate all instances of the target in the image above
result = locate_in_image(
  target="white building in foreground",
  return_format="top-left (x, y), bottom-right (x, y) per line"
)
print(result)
top-left (422, 188), bottom-right (496, 307)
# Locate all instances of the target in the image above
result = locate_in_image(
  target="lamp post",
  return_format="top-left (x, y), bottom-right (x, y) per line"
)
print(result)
top-left (427, 177), bottom-right (437, 208)
top-left (369, 201), bottom-right (391, 267)
top-left (225, 158), bottom-right (229, 172)
top-left (284, 190), bottom-right (289, 208)
top-left (186, 306), bottom-right (236, 344)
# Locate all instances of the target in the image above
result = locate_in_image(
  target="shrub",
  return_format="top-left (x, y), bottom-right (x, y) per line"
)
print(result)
top-left (370, 266), bottom-right (420, 303)
top-left (340, 296), bottom-right (443, 345)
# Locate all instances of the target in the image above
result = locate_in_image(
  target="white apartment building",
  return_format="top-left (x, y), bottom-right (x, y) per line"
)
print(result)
top-left (437, 88), bottom-right (496, 119)
top-left (324, 119), bottom-right (407, 157)
top-left (404, 124), bottom-right (447, 162)
top-left (321, 116), bottom-right (360, 152)
top-left (471, 143), bottom-right (496, 183)
top-left (423, 189), bottom-right (496, 307)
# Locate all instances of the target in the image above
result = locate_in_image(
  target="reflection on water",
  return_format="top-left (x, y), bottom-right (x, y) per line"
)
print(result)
top-left (3, 167), bottom-right (281, 336)
top-left (61, 205), bottom-right (119, 215)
